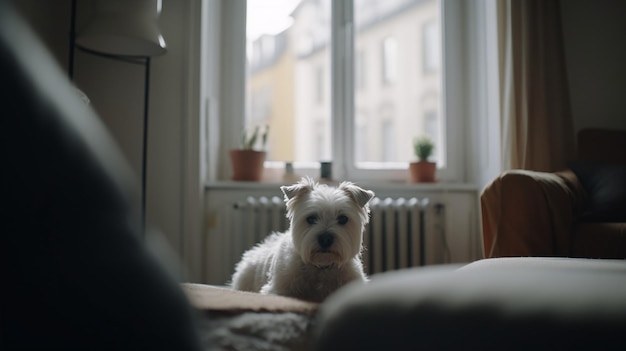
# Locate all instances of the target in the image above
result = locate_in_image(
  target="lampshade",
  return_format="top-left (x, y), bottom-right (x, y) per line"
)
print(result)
top-left (75, 0), bottom-right (166, 57)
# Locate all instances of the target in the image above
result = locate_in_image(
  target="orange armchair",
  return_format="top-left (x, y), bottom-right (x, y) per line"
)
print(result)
top-left (481, 129), bottom-right (626, 258)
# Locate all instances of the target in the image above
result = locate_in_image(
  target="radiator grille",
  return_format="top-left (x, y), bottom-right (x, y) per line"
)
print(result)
top-left (232, 196), bottom-right (288, 250)
top-left (364, 197), bottom-right (446, 274)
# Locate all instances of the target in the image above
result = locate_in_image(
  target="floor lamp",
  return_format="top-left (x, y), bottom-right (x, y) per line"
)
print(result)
top-left (69, 0), bottom-right (167, 236)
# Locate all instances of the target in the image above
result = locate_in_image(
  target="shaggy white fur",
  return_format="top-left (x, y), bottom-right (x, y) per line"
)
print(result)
top-left (230, 177), bottom-right (375, 302)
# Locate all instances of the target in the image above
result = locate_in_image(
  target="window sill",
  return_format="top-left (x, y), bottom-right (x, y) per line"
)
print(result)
top-left (205, 179), bottom-right (478, 193)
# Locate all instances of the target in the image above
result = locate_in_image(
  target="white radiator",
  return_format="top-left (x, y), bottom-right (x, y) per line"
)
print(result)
top-left (228, 196), bottom-right (447, 277)
top-left (232, 196), bottom-right (288, 251)
top-left (364, 197), bottom-right (447, 274)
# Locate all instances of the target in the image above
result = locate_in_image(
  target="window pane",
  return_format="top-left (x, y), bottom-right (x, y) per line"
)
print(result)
top-left (354, 0), bottom-right (444, 165)
top-left (246, 0), bottom-right (331, 163)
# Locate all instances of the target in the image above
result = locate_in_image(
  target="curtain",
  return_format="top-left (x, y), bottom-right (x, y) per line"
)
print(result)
top-left (497, 0), bottom-right (575, 172)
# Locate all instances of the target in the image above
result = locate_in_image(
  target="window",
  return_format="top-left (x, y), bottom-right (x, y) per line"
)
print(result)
top-left (381, 36), bottom-right (398, 84)
top-left (381, 119), bottom-right (395, 162)
top-left (422, 20), bottom-right (440, 73)
top-left (237, 0), bottom-right (460, 182)
top-left (315, 65), bottom-right (324, 104)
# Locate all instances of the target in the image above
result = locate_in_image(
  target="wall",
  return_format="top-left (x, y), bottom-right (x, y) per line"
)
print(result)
top-left (12, 0), bottom-right (205, 281)
top-left (561, 0), bottom-right (626, 133)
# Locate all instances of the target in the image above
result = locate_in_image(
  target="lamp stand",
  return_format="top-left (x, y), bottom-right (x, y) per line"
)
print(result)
top-left (140, 57), bottom-right (151, 238)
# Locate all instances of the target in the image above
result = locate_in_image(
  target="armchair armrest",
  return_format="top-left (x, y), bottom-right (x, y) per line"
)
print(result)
top-left (480, 169), bottom-right (585, 258)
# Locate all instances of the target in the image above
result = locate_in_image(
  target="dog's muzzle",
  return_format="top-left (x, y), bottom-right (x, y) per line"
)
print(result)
top-left (317, 232), bottom-right (334, 251)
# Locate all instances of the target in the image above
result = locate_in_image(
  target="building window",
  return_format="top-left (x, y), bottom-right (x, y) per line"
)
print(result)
top-left (382, 119), bottom-right (395, 162)
top-left (381, 36), bottom-right (398, 84)
top-left (230, 0), bottom-right (456, 181)
top-left (315, 65), bottom-right (324, 104)
top-left (422, 20), bottom-right (440, 73)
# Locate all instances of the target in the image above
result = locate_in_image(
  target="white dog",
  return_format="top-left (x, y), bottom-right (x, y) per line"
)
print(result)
top-left (230, 177), bottom-right (375, 302)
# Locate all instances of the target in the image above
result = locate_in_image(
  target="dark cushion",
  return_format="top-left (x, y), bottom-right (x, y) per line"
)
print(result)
top-left (0, 2), bottom-right (202, 350)
top-left (568, 161), bottom-right (626, 222)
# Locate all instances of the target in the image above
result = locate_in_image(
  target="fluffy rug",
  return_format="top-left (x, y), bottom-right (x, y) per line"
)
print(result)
top-left (181, 284), bottom-right (319, 351)
top-left (197, 311), bottom-right (314, 351)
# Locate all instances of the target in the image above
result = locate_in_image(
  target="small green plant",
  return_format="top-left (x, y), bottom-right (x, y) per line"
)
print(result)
top-left (413, 135), bottom-right (434, 162)
top-left (240, 125), bottom-right (269, 150)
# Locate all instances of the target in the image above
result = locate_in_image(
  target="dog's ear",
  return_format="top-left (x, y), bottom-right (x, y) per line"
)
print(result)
top-left (339, 182), bottom-right (375, 208)
top-left (281, 176), bottom-right (316, 200)
top-left (280, 184), bottom-right (300, 200)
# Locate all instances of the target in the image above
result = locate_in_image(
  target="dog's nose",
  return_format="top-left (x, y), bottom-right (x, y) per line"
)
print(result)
top-left (317, 233), bottom-right (334, 249)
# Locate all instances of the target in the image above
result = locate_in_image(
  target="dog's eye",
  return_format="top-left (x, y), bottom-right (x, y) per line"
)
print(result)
top-left (337, 215), bottom-right (348, 225)
top-left (306, 215), bottom-right (317, 225)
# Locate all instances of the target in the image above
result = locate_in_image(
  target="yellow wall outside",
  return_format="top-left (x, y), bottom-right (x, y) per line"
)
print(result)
top-left (249, 45), bottom-right (295, 162)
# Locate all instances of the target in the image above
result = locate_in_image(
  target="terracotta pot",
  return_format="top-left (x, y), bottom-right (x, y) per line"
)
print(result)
top-left (229, 149), bottom-right (266, 181)
top-left (409, 161), bottom-right (436, 183)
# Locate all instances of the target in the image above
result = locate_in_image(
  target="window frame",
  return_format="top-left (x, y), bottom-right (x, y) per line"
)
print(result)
top-left (219, 0), bottom-right (465, 183)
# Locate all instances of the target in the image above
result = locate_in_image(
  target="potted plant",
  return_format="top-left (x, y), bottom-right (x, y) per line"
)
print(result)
top-left (409, 135), bottom-right (436, 183)
top-left (230, 125), bottom-right (269, 181)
